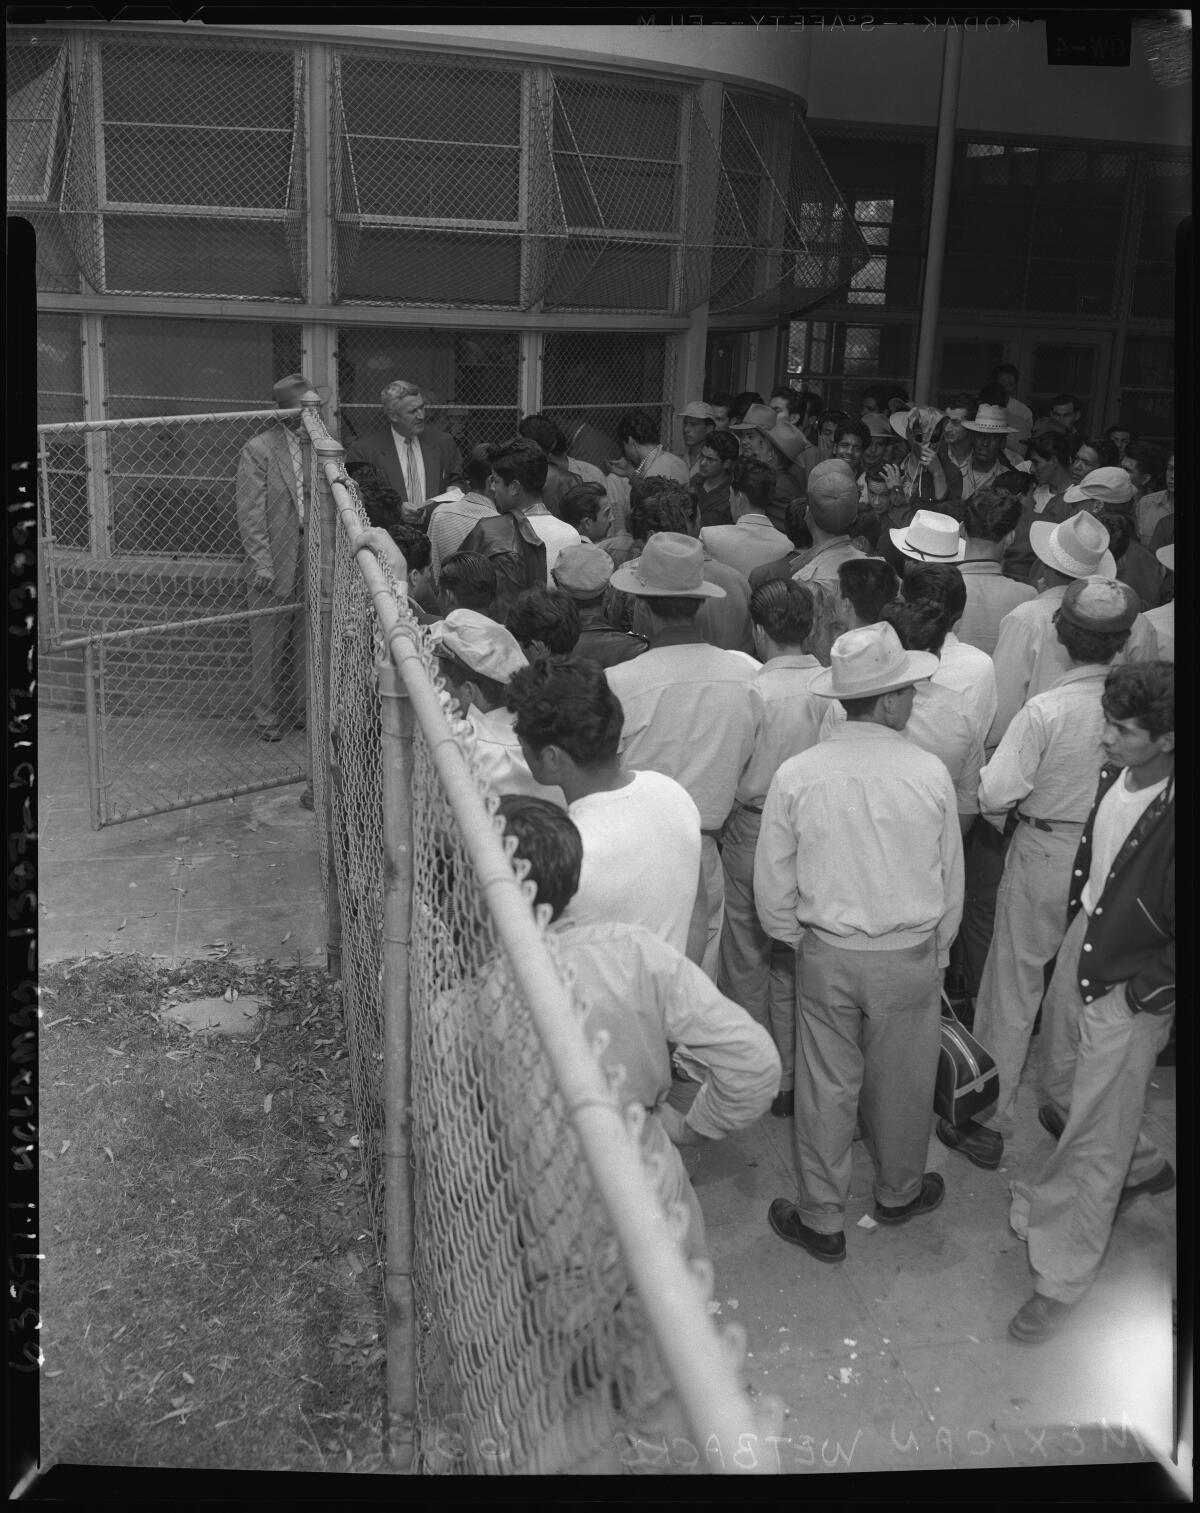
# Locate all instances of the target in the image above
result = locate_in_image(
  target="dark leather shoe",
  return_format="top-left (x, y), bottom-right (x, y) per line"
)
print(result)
top-left (936, 1116), bottom-right (1003, 1169)
top-left (770, 1090), bottom-right (794, 1119)
top-left (875, 1172), bottom-right (945, 1225)
top-left (1038, 1103), bottom-right (1066, 1140)
top-left (299, 788), bottom-right (315, 811)
top-left (768, 1199), bottom-right (845, 1262)
top-left (1118, 1161), bottom-right (1175, 1213)
top-left (1009, 1293), bottom-right (1072, 1343)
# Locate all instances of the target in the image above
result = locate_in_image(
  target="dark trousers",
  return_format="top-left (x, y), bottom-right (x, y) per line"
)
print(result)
top-left (953, 814), bottom-right (1015, 998)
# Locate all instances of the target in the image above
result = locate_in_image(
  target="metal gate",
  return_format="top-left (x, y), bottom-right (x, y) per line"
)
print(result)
top-left (38, 410), bottom-right (310, 827)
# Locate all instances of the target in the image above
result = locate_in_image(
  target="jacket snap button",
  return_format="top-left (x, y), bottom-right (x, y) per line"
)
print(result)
top-left (1081, 979), bottom-right (1090, 987)
top-left (1083, 943), bottom-right (1092, 951)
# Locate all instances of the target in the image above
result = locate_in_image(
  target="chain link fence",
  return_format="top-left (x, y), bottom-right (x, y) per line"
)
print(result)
top-left (541, 331), bottom-right (676, 472)
top-left (38, 410), bottom-right (309, 824)
top-left (304, 407), bottom-right (781, 1474)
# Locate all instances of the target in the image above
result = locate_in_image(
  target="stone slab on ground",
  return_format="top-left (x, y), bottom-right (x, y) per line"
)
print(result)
top-left (158, 994), bottom-right (264, 1036)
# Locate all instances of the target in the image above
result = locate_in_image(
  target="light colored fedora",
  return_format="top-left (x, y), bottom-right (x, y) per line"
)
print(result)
top-left (609, 531), bottom-right (726, 598)
top-left (1030, 510), bottom-right (1116, 580)
top-left (889, 509), bottom-right (967, 563)
top-left (889, 405), bottom-right (946, 441)
top-left (680, 400), bottom-right (716, 422)
top-left (730, 402), bottom-right (778, 433)
top-left (961, 403), bottom-right (1019, 435)
top-left (811, 622), bottom-right (938, 700)
top-left (1063, 466), bottom-right (1136, 507)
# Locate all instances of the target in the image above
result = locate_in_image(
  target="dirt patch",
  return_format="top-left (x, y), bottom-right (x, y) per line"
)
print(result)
top-left (40, 950), bottom-right (391, 1474)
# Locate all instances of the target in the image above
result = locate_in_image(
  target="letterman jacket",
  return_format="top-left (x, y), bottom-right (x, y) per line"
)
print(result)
top-left (1066, 763), bottom-right (1174, 1015)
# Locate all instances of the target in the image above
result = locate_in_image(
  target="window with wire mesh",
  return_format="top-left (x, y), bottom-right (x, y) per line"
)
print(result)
top-left (7, 35), bottom-right (82, 292)
top-left (1130, 155), bottom-right (1188, 322)
top-left (711, 91), bottom-right (788, 314)
top-left (543, 71), bottom-right (683, 312)
top-left (943, 141), bottom-right (1129, 318)
top-left (785, 319), bottom-right (915, 413)
top-left (540, 332), bottom-right (675, 471)
top-left (1117, 335), bottom-right (1175, 446)
top-left (335, 327), bottom-right (521, 457)
top-left (806, 128), bottom-right (931, 312)
top-left (331, 50), bottom-right (536, 308)
top-left (60, 37), bottom-right (306, 299)
top-left (95, 316), bottom-right (303, 556)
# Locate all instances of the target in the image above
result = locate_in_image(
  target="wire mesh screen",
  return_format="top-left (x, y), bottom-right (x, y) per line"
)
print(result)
top-left (335, 327), bottom-right (521, 455)
top-left (541, 332), bottom-right (676, 473)
top-left (59, 36), bottom-right (307, 299)
top-left (8, 35), bottom-right (82, 292)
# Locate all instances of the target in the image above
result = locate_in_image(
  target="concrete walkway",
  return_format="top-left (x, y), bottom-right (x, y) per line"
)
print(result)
top-left (39, 705), bottom-right (1179, 1479)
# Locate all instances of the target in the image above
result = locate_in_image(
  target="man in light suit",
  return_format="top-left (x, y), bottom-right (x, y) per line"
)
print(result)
top-left (342, 378), bottom-right (464, 525)
top-left (236, 373), bottom-right (313, 741)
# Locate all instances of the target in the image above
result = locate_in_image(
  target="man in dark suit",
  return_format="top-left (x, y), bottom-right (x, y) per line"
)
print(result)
top-left (342, 379), bottom-right (464, 524)
top-left (235, 373), bottom-right (313, 741)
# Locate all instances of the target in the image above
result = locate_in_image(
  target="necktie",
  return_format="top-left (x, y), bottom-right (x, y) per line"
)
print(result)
top-left (405, 438), bottom-right (420, 503)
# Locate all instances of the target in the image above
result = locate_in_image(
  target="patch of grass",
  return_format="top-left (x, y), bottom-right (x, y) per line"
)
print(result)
top-left (40, 952), bottom-right (392, 1474)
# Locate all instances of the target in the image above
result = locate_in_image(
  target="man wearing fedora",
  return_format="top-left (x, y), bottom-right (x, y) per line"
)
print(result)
top-left (606, 533), bottom-right (763, 979)
top-left (236, 373), bottom-right (316, 742)
top-left (342, 378), bottom-right (464, 525)
top-left (678, 400), bottom-right (717, 478)
top-left (937, 578), bottom-right (1141, 1173)
top-left (958, 403), bottom-right (1029, 500)
top-left (731, 403), bottom-right (808, 534)
top-left (990, 510), bottom-right (1160, 746)
top-left (756, 622), bottom-right (963, 1262)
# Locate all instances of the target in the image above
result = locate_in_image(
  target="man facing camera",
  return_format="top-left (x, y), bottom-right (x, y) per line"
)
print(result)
top-left (343, 378), bottom-right (464, 523)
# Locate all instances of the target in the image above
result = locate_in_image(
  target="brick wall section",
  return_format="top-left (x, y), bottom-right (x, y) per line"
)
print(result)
top-left (40, 555), bottom-right (300, 717)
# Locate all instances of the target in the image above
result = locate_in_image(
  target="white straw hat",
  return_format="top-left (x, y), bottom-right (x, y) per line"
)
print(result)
top-left (1029, 511), bottom-right (1116, 581)
top-left (889, 510), bottom-right (967, 563)
top-left (810, 622), bottom-right (938, 700)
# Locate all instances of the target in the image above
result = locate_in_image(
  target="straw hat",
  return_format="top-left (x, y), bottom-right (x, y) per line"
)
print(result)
top-left (889, 405), bottom-right (946, 441)
top-left (732, 404), bottom-right (809, 465)
top-left (889, 510), bottom-right (967, 563)
top-left (1030, 511), bottom-right (1116, 580)
top-left (810, 622), bottom-right (938, 700)
top-left (962, 403), bottom-right (1019, 435)
top-left (609, 532), bottom-right (725, 598)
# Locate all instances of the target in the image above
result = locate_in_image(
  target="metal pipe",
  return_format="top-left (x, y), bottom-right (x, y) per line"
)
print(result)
top-left (94, 770), bottom-right (309, 827)
top-left (376, 657), bottom-right (417, 1470)
top-left (55, 600), bottom-right (301, 650)
top-left (913, 27), bottom-right (964, 405)
top-left (82, 641), bottom-right (105, 831)
top-left (37, 408), bottom-right (299, 434)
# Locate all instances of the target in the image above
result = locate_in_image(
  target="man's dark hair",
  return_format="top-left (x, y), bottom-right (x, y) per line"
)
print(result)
top-left (1029, 430), bottom-right (1072, 469)
top-left (504, 587), bottom-right (581, 655)
top-left (849, 508), bottom-right (881, 553)
top-left (1092, 507), bottom-right (1133, 563)
top-left (616, 408), bottom-right (659, 446)
top-left (732, 391), bottom-right (764, 422)
top-left (629, 473), bottom-right (673, 512)
top-left (435, 650), bottom-right (507, 710)
top-left (882, 598), bottom-right (951, 658)
top-left (492, 435), bottom-right (549, 493)
top-left (518, 413), bottom-right (567, 457)
top-left (387, 520), bottom-right (431, 572)
top-left (835, 419), bottom-right (870, 450)
top-left (559, 481), bottom-right (607, 531)
top-left (506, 655), bottom-right (624, 767)
top-left (640, 595), bottom-right (704, 622)
top-left (494, 795), bottom-right (583, 922)
top-left (440, 552), bottom-right (497, 611)
top-left (750, 579), bottom-right (814, 646)
top-left (992, 363), bottom-right (1019, 382)
top-left (730, 457), bottom-right (776, 513)
top-left (708, 389), bottom-right (736, 415)
top-left (769, 385), bottom-right (803, 418)
top-left (347, 462), bottom-right (405, 532)
top-left (629, 493), bottom-right (689, 544)
top-left (837, 557), bottom-right (899, 623)
top-left (1077, 435), bottom-right (1120, 470)
top-left (963, 487), bottom-right (1023, 542)
top-left (840, 692), bottom-right (887, 719)
top-left (1101, 661), bottom-right (1174, 742)
top-left (797, 390), bottom-right (824, 424)
top-left (862, 382), bottom-right (905, 410)
top-left (1053, 611), bottom-right (1131, 667)
top-left (901, 563), bottom-right (967, 627)
top-left (818, 408), bottom-right (851, 432)
top-left (944, 391), bottom-right (978, 416)
top-left (784, 497), bottom-right (813, 551)
top-left (991, 470), bottom-right (1032, 500)
top-left (701, 430), bottom-right (741, 467)
top-left (463, 441), bottom-right (498, 495)
top-left (977, 381), bottom-right (1009, 409)
top-left (1122, 440), bottom-right (1165, 487)
top-left (1050, 393), bottom-right (1081, 413)
top-left (1105, 423), bottom-right (1138, 444)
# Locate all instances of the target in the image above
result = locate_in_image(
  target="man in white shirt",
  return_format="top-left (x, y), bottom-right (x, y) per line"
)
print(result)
top-left (900, 563), bottom-right (998, 749)
top-left (504, 655), bottom-right (702, 958)
top-left (699, 458), bottom-right (794, 578)
top-left (717, 580), bottom-right (826, 1116)
top-left (935, 579), bottom-right (1140, 1172)
top-left (756, 622), bottom-right (963, 1263)
top-left (791, 461), bottom-right (866, 662)
top-left (427, 610), bottom-right (566, 808)
top-left (956, 489), bottom-right (1038, 657)
top-left (1146, 544), bottom-right (1173, 661)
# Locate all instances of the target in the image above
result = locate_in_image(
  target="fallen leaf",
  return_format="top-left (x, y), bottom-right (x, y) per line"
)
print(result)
top-left (182, 1372), bottom-right (195, 1385)
top-left (104, 1146), bottom-right (115, 1163)
top-left (115, 918), bottom-right (128, 932)
top-left (254, 1054), bottom-right (262, 1073)
top-left (281, 931), bottom-right (292, 943)
top-left (263, 1093), bottom-right (274, 1114)
top-left (59, 1140), bottom-right (71, 1156)
top-left (105, 1047), bottom-right (127, 1057)
top-left (223, 986), bottom-right (239, 1003)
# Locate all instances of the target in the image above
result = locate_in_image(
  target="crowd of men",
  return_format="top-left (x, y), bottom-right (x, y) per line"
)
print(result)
top-left (238, 367), bottom-right (1174, 1370)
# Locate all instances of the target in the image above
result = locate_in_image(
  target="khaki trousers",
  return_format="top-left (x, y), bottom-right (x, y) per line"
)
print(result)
top-left (247, 584), bottom-right (306, 729)
top-left (698, 833), bottom-right (725, 981)
top-left (972, 819), bottom-right (1083, 1132)
top-left (792, 934), bottom-right (941, 1234)
top-left (1012, 909), bottom-right (1172, 1304)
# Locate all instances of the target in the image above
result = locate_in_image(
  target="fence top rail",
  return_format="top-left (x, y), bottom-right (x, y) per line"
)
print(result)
top-left (38, 408), bottom-right (298, 435)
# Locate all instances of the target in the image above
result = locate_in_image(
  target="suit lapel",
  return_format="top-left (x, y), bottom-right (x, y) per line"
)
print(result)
top-left (272, 429), bottom-right (299, 503)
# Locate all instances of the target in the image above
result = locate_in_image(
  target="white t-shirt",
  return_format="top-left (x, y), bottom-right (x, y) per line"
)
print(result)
top-left (1081, 770), bottom-right (1169, 915)
top-left (522, 509), bottom-right (583, 581)
top-left (564, 769), bottom-right (702, 954)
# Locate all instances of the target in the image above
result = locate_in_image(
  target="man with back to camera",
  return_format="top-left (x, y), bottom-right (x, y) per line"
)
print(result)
top-left (342, 378), bottom-right (464, 524)
top-left (756, 621), bottom-right (964, 1263)
top-left (235, 373), bottom-right (314, 744)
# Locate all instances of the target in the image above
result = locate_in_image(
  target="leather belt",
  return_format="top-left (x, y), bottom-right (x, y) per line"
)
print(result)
top-left (1016, 810), bottom-right (1083, 832)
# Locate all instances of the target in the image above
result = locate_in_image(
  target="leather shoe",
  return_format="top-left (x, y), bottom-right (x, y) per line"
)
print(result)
top-left (1118, 1161), bottom-right (1175, 1213)
top-left (875, 1172), bottom-right (945, 1225)
top-left (768, 1200), bottom-right (845, 1262)
top-left (1038, 1103), bottom-right (1065, 1140)
top-left (936, 1116), bottom-right (1003, 1169)
top-left (1009, 1293), bottom-right (1072, 1343)
top-left (299, 788), bottom-right (315, 811)
top-left (770, 1090), bottom-right (794, 1119)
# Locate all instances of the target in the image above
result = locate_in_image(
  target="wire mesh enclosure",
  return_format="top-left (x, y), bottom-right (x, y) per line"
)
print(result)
top-left (541, 331), bottom-right (676, 473)
top-left (7, 33), bottom-right (82, 293)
